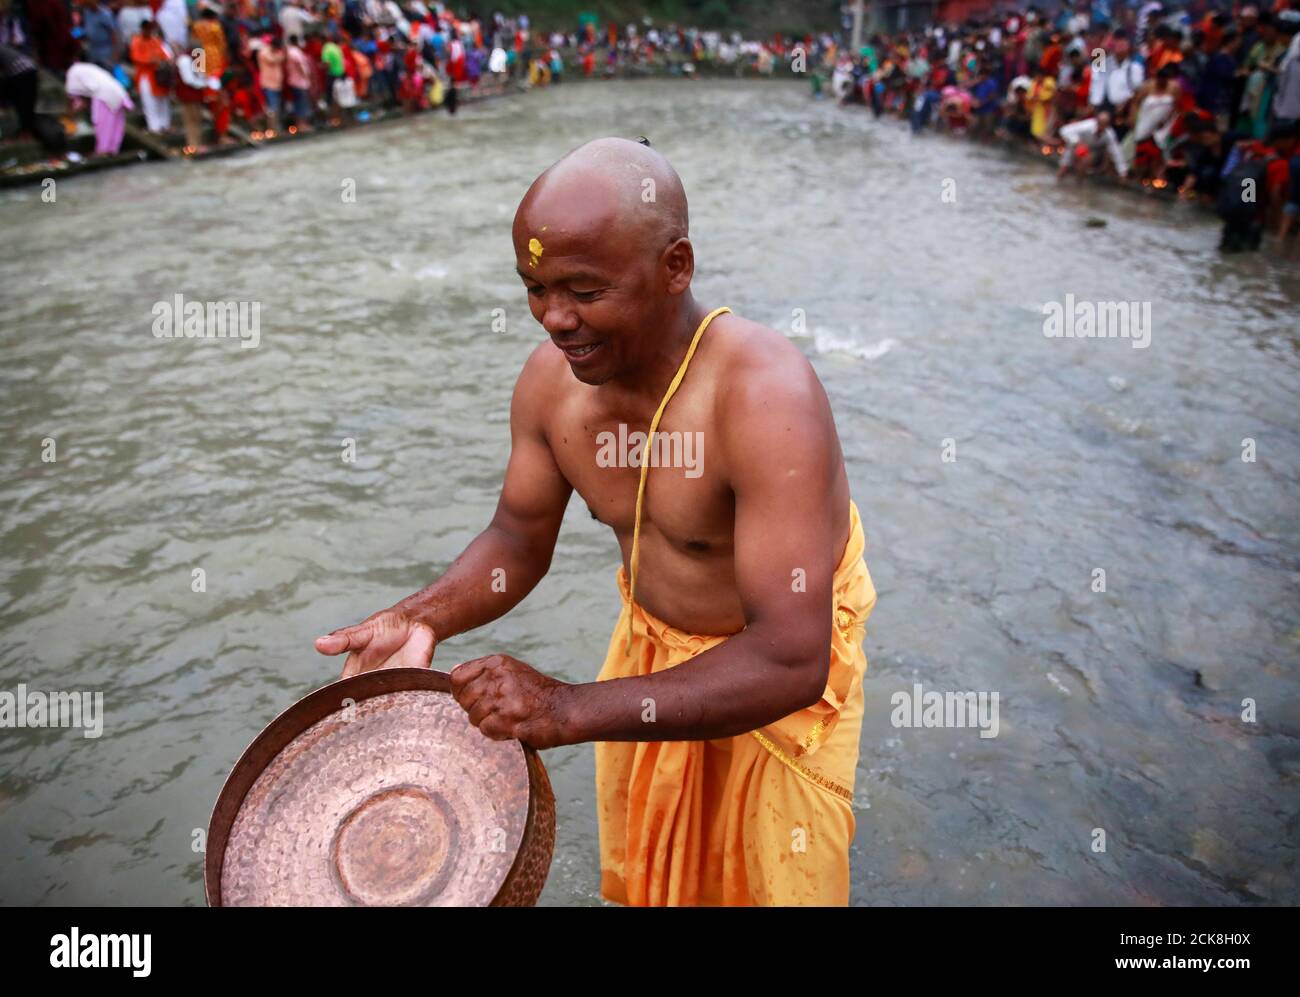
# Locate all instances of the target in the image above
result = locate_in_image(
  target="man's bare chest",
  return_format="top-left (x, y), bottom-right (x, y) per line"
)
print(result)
top-left (546, 395), bottom-right (734, 554)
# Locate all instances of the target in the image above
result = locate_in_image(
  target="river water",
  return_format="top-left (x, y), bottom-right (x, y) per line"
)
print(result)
top-left (1, 78), bottom-right (1297, 906)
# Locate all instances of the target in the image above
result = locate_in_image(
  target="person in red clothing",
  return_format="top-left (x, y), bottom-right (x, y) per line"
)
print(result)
top-left (1199, 12), bottom-right (1227, 54)
top-left (347, 43), bottom-right (371, 101)
top-left (228, 68), bottom-right (264, 132)
top-left (174, 42), bottom-right (209, 150)
top-left (27, 0), bottom-right (78, 72)
top-left (206, 79), bottom-right (231, 143)
top-left (305, 33), bottom-right (325, 107)
top-left (1039, 33), bottom-right (1063, 78)
top-left (130, 19), bottom-right (172, 133)
top-left (1148, 25), bottom-right (1185, 73)
top-left (447, 31), bottom-right (466, 83)
top-left (1262, 128), bottom-right (1297, 232)
top-left (399, 40), bottom-right (425, 111)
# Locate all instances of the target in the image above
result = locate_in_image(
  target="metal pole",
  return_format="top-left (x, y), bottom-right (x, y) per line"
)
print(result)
top-left (851, 0), bottom-right (865, 52)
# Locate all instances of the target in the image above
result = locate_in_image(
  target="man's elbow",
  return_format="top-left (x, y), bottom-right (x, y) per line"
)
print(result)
top-left (486, 517), bottom-right (555, 577)
top-left (767, 627), bottom-right (832, 712)
top-left (791, 659), bottom-right (831, 711)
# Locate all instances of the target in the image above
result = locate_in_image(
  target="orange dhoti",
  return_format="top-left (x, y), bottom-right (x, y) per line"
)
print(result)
top-left (595, 499), bottom-right (877, 906)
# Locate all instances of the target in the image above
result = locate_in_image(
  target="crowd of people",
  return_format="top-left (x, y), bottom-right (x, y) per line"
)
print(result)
top-left (0, 1), bottom-right (809, 164)
top-left (3, 2), bottom-right (569, 157)
top-left (3, 2), bottom-right (1298, 250)
top-left (818, 3), bottom-right (1300, 252)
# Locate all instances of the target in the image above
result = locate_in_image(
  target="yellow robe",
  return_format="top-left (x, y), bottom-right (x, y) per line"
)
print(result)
top-left (594, 499), bottom-right (876, 906)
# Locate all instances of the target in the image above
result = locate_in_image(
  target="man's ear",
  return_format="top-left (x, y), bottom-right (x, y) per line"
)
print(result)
top-left (661, 237), bottom-right (694, 295)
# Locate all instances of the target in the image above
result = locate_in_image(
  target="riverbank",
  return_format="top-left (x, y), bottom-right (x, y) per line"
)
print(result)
top-left (0, 78), bottom-right (523, 190)
top-left (1, 41), bottom-right (823, 192)
top-left (6, 65), bottom-right (1222, 222)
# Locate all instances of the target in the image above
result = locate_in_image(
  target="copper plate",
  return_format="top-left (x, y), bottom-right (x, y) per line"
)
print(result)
top-left (206, 668), bottom-right (555, 906)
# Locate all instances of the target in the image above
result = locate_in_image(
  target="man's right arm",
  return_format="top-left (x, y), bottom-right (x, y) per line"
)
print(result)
top-left (394, 344), bottom-right (573, 639)
top-left (314, 344), bottom-right (572, 674)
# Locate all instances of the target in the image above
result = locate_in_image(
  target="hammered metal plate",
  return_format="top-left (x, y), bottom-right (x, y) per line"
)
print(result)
top-left (210, 670), bottom-right (543, 906)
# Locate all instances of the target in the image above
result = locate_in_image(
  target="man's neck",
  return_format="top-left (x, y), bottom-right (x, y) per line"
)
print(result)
top-left (609, 295), bottom-right (710, 407)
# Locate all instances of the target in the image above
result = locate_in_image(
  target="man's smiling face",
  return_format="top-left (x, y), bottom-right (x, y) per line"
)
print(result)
top-left (512, 207), bottom-right (659, 386)
top-left (510, 137), bottom-right (694, 387)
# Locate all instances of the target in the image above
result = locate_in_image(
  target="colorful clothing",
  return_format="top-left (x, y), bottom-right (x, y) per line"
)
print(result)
top-left (192, 19), bottom-right (229, 79)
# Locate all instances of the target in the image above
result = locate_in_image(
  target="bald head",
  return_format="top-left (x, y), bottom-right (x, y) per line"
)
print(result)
top-left (516, 137), bottom-right (689, 257)
top-left (512, 138), bottom-right (700, 385)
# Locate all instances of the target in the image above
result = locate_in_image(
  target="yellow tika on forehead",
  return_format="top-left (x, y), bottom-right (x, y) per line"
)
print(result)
top-left (528, 237), bottom-right (544, 268)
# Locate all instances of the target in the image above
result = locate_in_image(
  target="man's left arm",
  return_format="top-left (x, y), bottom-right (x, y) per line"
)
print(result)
top-left (451, 349), bottom-right (844, 748)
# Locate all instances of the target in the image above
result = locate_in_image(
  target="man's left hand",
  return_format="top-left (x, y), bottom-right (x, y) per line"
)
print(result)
top-left (449, 654), bottom-right (574, 749)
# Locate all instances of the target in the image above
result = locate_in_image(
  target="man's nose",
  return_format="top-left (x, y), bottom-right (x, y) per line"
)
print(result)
top-left (541, 294), bottom-right (581, 335)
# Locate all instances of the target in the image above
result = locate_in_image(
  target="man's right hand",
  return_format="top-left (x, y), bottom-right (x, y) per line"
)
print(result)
top-left (314, 610), bottom-right (436, 678)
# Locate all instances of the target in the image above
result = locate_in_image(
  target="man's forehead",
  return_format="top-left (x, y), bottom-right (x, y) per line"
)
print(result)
top-left (513, 230), bottom-right (627, 275)
top-left (512, 199), bottom-right (636, 269)
top-left (516, 176), bottom-right (627, 235)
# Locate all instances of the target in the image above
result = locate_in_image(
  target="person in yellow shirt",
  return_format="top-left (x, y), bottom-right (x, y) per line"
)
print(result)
top-left (1029, 70), bottom-right (1058, 140)
top-left (192, 8), bottom-right (228, 80)
top-left (315, 137), bottom-right (878, 907)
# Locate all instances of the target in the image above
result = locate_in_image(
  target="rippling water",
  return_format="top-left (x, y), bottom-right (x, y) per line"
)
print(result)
top-left (1, 79), bottom-right (1297, 906)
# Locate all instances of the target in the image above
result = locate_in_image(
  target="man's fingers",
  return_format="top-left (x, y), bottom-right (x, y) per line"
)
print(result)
top-left (315, 623), bottom-right (372, 656)
top-left (467, 697), bottom-right (515, 741)
top-left (337, 622), bottom-right (433, 678)
top-left (478, 714), bottom-right (515, 741)
top-left (449, 656), bottom-right (490, 692)
top-left (315, 633), bottom-right (349, 655)
top-left (340, 650), bottom-right (365, 679)
top-left (453, 669), bottom-right (497, 715)
top-left (466, 694), bottom-right (497, 729)
top-left (341, 646), bottom-right (388, 679)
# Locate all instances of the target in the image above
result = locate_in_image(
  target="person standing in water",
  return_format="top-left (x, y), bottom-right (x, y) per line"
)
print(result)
top-left (315, 138), bottom-right (877, 907)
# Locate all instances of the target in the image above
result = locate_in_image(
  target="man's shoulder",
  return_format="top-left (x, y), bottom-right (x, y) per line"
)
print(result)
top-left (703, 312), bottom-right (840, 477)
top-left (513, 339), bottom-right (572, 415)
top-left (707, 310), bottom-right (821, 392)
top-left (704, 311), bottom-right (828, 425)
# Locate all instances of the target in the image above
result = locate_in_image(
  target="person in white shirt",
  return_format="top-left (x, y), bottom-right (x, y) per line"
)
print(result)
top-left (174, 44), bottom-right (219, 150)
top-left (1058, 111), bottom-right (1129, 179)
top-left (154, 0), bottom-right (188, 51)
top-left (1088, 31), bottom-right (1144, 123)
top-left (64, 58), bottom-right (133, 155)
top-left (279, 2), bottom-right (316, 45)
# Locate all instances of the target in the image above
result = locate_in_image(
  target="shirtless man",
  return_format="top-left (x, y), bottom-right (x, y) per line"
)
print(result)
top-left (315, 137), bottom-right (877, 906)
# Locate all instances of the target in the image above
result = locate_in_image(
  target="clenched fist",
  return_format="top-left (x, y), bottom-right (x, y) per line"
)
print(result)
top-left (450, 654), bottom-right (573, 749)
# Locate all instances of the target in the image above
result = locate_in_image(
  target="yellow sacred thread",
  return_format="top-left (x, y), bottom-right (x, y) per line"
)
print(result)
top-left (623, 306), bottom-right (732, 656)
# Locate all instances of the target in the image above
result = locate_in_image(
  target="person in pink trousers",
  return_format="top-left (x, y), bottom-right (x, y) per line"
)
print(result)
top-left (65, 57), bottom-right (134, 156)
